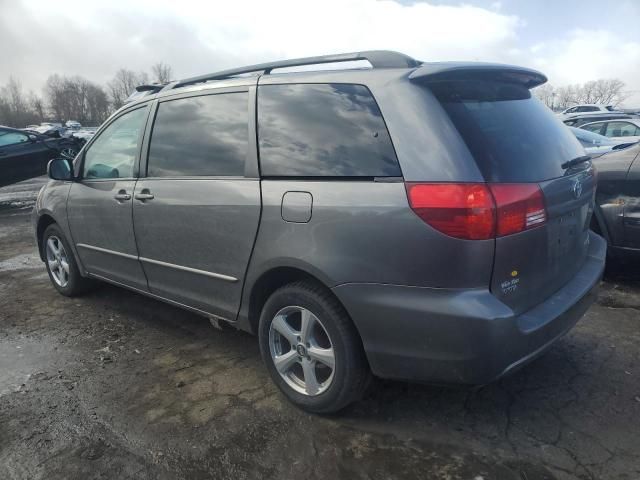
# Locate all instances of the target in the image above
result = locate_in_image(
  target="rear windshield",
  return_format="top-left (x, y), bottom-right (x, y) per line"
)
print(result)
top-left (429, 81), bottom-right (584, 182)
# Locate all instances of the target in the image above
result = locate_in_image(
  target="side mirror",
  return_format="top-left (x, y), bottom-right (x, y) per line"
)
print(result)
top-left (47, 158), bottom-right (73, 181)
top-left (28, 134), bottom-right (39, 142)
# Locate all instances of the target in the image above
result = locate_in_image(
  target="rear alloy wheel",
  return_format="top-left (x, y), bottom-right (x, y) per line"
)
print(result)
top-left (259, 281), bottom-right (370, 413)
top-left (269, 305), bottom-right (336, 396)
top-left (43, 224), bottom-right (95, 296)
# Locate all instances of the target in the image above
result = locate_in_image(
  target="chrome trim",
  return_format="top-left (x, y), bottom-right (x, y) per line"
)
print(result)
top-left (76, 244), bottom-right (237, 282)
top-left (76, 243), bottom-right (138, 260)
top-left (87, 272), bottom-right (234, 322)
top-left (139, 256), bottom-right (238, 283)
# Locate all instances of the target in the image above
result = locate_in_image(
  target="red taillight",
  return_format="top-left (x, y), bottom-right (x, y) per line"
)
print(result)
top-left (405, 183), bottom-right (495, 240)
top-left (405, 182), bottom-right (547, 240)
top-left (489, 184), bottom-right (547, 236)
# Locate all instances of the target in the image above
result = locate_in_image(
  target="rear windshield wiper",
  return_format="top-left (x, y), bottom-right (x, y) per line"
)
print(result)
top-left (561, 155), bottom-right (591, 170)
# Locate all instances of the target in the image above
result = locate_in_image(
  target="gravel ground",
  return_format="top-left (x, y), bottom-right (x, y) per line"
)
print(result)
top-left (0, 178), bottom-right (639, 480)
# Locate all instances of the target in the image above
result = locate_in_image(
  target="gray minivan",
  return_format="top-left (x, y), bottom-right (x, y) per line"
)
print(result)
top-left (34, 51), bottom-right (606, 413)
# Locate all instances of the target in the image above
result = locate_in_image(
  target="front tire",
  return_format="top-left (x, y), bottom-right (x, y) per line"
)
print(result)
top-left (258, 281), bottom-right (370, 413)
top-left (43, 224), bottom-right (94, 296)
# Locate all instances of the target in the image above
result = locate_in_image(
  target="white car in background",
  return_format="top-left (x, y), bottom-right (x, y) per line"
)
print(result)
top-left (560, 104), bottom-right (620, 118)
top-left (568, 126), bottom-right (637, 158)
top-left (579, 119), bottom-right (640, 143)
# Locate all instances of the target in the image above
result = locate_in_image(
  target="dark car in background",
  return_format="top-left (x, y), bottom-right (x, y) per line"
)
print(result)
top-left (0, 126), bottom-right (80, 187)
top-left (591, 143), bottom-right (640, 257)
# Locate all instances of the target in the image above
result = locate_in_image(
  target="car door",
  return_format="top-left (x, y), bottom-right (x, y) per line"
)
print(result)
top-left (132, 87), bottom-right (261, 321)
top-left (622, 147), bottom-right (640, 249)
top-left (0, 129), bottom-right (51, 187)
top-left (67, 104), bottom-right (151, 290)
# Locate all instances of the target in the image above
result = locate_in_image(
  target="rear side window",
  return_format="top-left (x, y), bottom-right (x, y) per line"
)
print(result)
top-left (258, 83), bottom-right (400, 177)
top-left (581, 123), bottom-right (605, 134)
top-left (147, 93), bottom-right (248, 177)
top-left (605, 121), bottom-right (640, 137)
top-left (429, 81), bottom-right (584, 182)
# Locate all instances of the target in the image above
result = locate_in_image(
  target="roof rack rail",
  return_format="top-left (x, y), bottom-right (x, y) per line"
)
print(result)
top-left (135, 83), bottom-right (168, 93)
top-left (169, 50), bottom-right (420, 90)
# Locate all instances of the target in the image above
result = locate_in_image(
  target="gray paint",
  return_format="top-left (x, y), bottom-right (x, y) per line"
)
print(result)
top-left (281, 191), bottom-right (313, 223)
top-left (131, 178), bottom-right (261, 320)
top-left (33, 57), bottom-right (607, 385)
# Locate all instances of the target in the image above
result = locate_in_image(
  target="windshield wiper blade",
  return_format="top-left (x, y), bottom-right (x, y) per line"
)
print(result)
top-left (561, 155), bottom-right (591, 169)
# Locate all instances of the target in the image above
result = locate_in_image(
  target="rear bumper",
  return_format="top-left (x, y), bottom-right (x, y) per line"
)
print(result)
top-left (332, 231), bottom-right (606, 385)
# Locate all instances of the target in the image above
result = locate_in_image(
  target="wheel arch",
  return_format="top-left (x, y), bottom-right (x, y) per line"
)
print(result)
top-left (36, 214), bottom-right (57, 261)
top-left (244, 266), bottom-right (356, 339)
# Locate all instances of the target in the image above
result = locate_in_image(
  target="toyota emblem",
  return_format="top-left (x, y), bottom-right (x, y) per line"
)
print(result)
top-left (572, 179), bottom-right (582, 199)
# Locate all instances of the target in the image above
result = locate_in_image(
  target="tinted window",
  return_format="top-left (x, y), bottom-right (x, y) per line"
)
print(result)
top-left (0, 130), bottom-right (29, 147)
top-left (147, 93), bottom-right (248, 177)
top-left (83, 107), bottom-right (148, 179)
top-left (258, 83), bottom-right (400, 177)
top-left (430, 80), bottom-right (584, 182)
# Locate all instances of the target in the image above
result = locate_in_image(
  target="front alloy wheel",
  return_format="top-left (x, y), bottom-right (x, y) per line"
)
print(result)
top-left (46, 236), bottom-right (70, 287)
top-left (42, 224), bottom-right (95, 296)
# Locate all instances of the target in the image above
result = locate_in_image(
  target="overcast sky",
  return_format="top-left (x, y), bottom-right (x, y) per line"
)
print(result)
top-left (2, 0), bottom-right (640, 105)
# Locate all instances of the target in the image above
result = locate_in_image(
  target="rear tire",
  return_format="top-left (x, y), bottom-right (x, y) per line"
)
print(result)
top-left (258, 281), bottom-right (370, 414)
top-left (42, 224), bottom-right (95, 296)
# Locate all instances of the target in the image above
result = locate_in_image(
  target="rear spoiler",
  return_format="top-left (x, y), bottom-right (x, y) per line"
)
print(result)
top-left (409, 62), bottom-right (547, 89)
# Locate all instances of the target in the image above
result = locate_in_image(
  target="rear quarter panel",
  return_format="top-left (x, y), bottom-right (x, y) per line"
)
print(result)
top-left (241, 180), bottom-right (495, 310)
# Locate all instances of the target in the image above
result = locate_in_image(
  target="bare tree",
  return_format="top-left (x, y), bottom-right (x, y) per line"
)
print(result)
top-left (45, 74), bottom-right (110, 125)
top-left (0, 77), bottom-right (42, 127)
top-left (533, 78), bottom-right (629, 111)
top-left (107, 69), bottom-right (149, 110)
top-left (151, 62), bottom-right (173, 84)
top-left (533, 83), bottom-right (556, 109)
top-left (30, 93), bottom-right (46, 121)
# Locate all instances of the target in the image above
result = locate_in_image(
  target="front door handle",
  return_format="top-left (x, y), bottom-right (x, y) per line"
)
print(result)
top-left (114, 190), bottom-right (131, 201)
top-left (135, 189), bottom-right (154, 201)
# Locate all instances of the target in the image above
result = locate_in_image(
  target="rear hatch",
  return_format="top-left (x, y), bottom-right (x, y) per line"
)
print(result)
top-left (426, 76), bottom-right (595, 314)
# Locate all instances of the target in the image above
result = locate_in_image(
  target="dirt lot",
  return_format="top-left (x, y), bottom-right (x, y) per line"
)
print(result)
top-left (1, 178), bottom-right (639, 480)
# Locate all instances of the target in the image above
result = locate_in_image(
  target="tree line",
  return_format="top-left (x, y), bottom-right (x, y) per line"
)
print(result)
top-left (0, 62), bottom-right (172, 128)
top-left (533, 79), bottom-right (629, 111)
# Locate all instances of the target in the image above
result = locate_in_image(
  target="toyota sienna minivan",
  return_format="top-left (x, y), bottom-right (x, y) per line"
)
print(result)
top-left (34, 51), bottom-right (606, 413)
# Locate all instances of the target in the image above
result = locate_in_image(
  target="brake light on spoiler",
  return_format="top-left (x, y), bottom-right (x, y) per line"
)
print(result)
top-left (405, 183), bottom-right (547, 240)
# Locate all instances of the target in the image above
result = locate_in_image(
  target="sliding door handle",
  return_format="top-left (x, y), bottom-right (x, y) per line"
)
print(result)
top-left (135, 191), bottom-right (154, 201)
